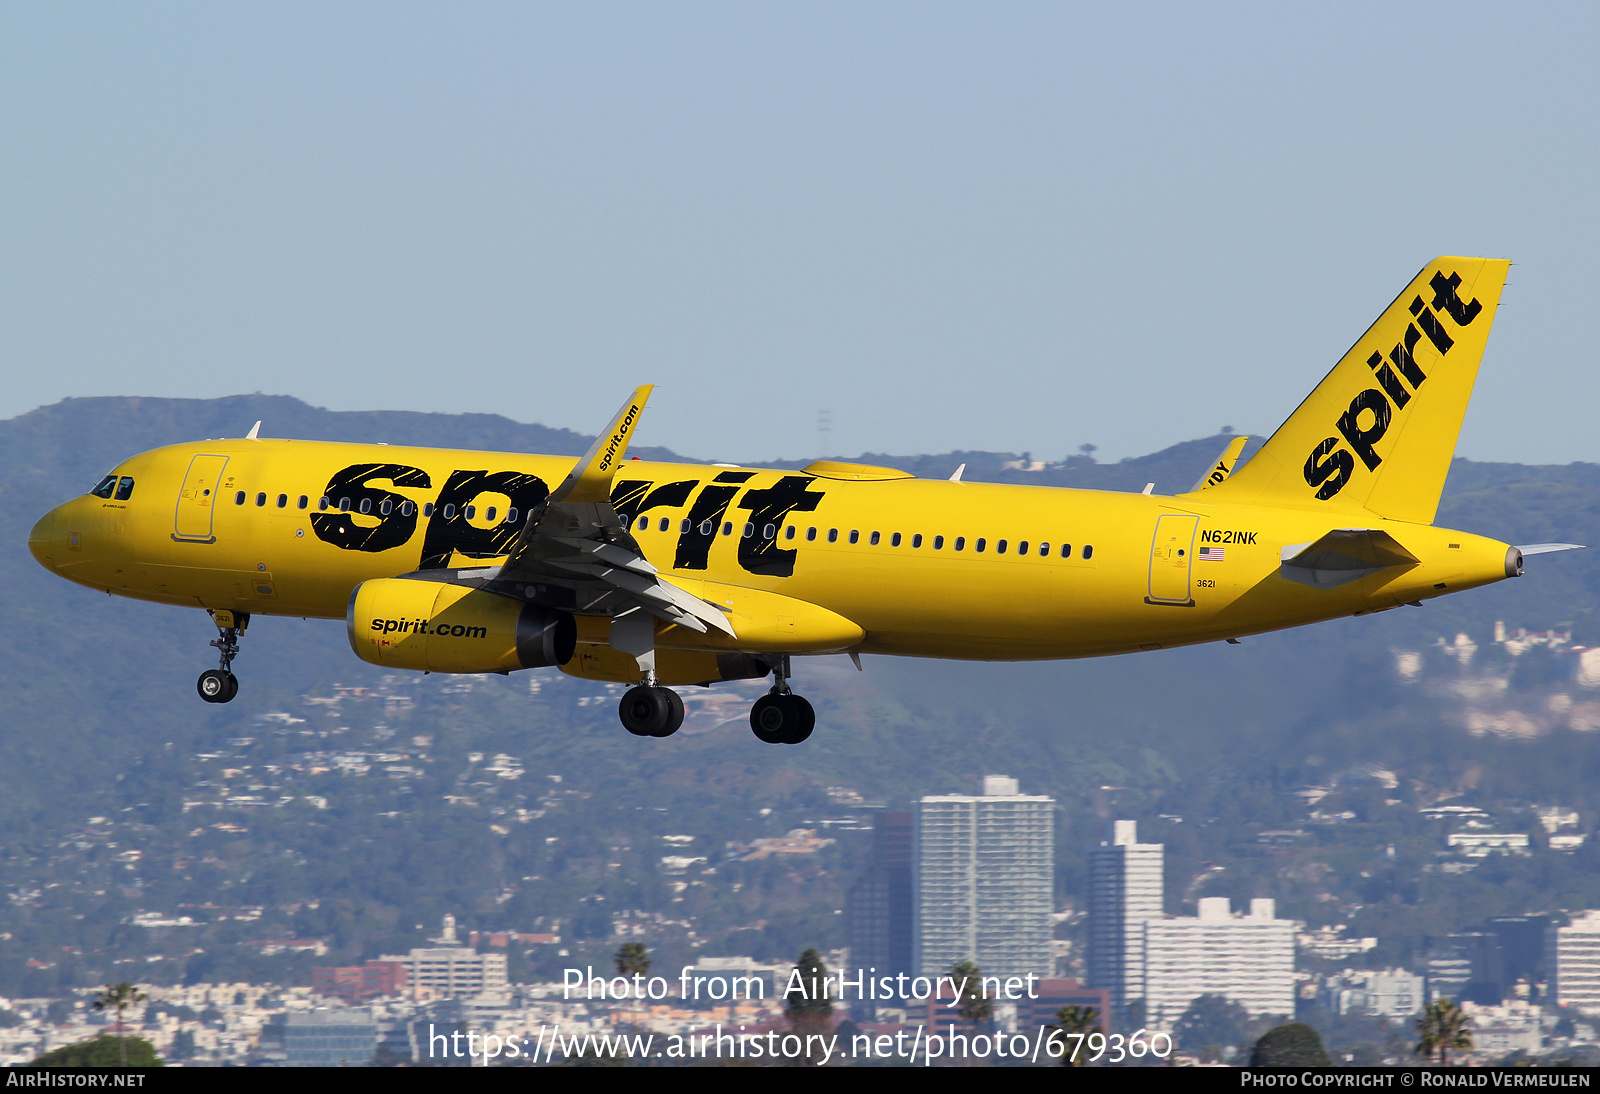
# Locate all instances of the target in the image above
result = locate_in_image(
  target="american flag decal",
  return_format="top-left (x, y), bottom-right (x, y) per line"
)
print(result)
top-left (1199, 546), bottom-right (1225, 561)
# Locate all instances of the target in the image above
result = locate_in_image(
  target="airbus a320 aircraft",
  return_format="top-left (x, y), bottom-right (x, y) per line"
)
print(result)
top-left (29, 258), bottom-right (1581, 744)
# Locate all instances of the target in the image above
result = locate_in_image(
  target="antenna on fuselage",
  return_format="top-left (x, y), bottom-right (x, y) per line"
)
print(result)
top-left (949, 463), bottom-right (966, 483)
top-left (245, 421), bottom-right (262, 440)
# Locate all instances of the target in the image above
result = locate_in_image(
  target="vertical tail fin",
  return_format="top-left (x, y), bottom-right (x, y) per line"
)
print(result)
top-left (1198, 257), bottom-right (1510, 524)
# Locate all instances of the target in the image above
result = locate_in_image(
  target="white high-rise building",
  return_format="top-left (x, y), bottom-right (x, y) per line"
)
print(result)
top-left (1088, 819), bottom-right (1163, 1008)
top-left (914, 775), bottom-right (1054, 979)
top-left (1547, 910), bottom-right (1600, 1014)
top-left (1142, 897), bottom-right (1295, 1027)
top-left (379, 914), bottom-right (509, 1000)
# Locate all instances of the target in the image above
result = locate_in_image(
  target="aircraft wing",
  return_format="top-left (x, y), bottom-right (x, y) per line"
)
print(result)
top-left (484, 386), bottom-right (735, 637)
top-left (1279, 528), bottom-right (1420, 589)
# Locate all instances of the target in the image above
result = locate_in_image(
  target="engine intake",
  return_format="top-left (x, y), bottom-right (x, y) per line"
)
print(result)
top-left (348, 578), bottom-right (575, 674)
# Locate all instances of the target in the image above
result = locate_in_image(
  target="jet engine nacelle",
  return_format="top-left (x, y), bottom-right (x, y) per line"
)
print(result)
top-left (347, 578), bottom-right (575, 674)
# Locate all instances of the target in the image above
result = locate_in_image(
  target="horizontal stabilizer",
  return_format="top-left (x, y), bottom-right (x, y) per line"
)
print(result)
top-left (1280, 528), bottom-right (1419, 590)
top-left (1516, 543), bottom-right (1586, 556)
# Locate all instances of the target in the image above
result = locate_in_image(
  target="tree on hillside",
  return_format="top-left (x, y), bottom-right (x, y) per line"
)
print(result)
top-left (1416, 998), bottom-right (1473, 1065)
top-left (1050, 1005), bottom-right (1102, 1067)
top-left (30, 1034), bottom-right (162, 1068)
top-left (1174, 994), bottom-right (1250, 1063)
top-left (1251, 1023), bottom-right (1332, 1066)
top-left (93, 983), bottom-right (147, 1067)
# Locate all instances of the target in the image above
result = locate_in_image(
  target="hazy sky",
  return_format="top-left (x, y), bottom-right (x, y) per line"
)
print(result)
top-left (3, 4), bottom-right (1597, 464)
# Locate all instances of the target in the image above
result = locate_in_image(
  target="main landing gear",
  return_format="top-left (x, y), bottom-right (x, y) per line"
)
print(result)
top-left (749, 655), bottom-right (813, 745)
top-left (197, 609), bottom-right (247, 704)
top-left (618, 681), bottom-right (686, 738)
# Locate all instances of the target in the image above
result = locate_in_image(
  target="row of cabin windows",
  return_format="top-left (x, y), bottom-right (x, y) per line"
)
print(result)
top-left (89, 474), bottom-right (135, 501)
top-left (231, 491), bottom-right (519, 525)
top-left (217, 490), bottom-right (1094, 558)
top-left (632, 514), bottom-right (1093, 559)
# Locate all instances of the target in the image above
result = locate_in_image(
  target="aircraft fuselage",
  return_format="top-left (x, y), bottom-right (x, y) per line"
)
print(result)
top-left (29, 437), bottom-right (1517, 662)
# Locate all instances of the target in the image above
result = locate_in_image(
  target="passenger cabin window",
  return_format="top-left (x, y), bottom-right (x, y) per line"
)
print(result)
top-left (975, 538), bottom-right (986, 553)
top-left (954, 536), bottom-right (965, 551)
top-left (115, 477), bottom-right (135, 501)
top-left (722, 522), bottom-right (733, 536)
top-left (90, 474), bottom-right (118, 499)
top-left (235, 491), bottom-right (247, 505)
top-left (869, 531), bottom-right (880, 546)
top-left (785, 526), bottom-right (796, 540)
top-left (849, 530), bottom-right (860, 544)
top-left (763, 523), bottom-right (775, 539)
top-left (1083, 545), bottom-right (1094, 559)
top-left (1039, 542), bottom-right (1049, 556)
top-left (827, 529), bottom-right (838, 543)
top-left (486, 506), bottom-right (497, 522)
top-left (934, 535), bottom-right (944, 549)
top-left (380, 499), bottom-right (392, 516)
top-left (891, 532), bottom-right (902, 547)
top-left (699, 519), bottom-right (713, 535)
top-left (657, 517), bottom-right (667, 531)
top-left (276, 494), bottom-right (288, 508)
top-left (298, 495), bottom-right (309, 510)
top-left (402, 501), bottom-right (415, 517)
top-left (255, 492), bottom-right (267, 507)
top-left (742, 523), bottom-right (754, 538)
top-left (996, 539), bottom-right (1007, 554)
top-left (508, 507), bottom-right (519, 523)
top-left (464, 505), bottom-right (476, 519)
top-left (638, 517), bottom-right (649, 531)
top-left (807, 527), bottom-right (817, 541)
top-left (423, 503), bottom-right (435, 517)
top-left (442, 504), bottom-right (456, 519)
top-left (318, 497), bottom-right (330, 511)
top-left (339, 497), bottom-right (352, 512)
top-left (912, 534), bottom-right (922, 548)
top-left (1060, 544), bottom-right (1072, 558)
top-left (1018, 540), bottom-right (1028, 555)
top-left (360, 498), bottom-right (374, 514)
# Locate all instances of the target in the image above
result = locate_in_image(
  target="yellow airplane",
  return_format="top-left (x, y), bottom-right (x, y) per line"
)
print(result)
top-left (28, 257), bottom-right (1581, 744)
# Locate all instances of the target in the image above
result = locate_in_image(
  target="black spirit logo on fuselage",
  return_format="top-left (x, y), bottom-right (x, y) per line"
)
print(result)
top-left (311, 464), bottom-right (432, 553)
top-left (315, 463), bottom-right (831, 579)
top-left (1302, 271), bottom-right (1483, 501)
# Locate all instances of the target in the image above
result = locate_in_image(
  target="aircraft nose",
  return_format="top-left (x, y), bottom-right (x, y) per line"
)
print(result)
top-left (28, 504), bottom-right (72, 573)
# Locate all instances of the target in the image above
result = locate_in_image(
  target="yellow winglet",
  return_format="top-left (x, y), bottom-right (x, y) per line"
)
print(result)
top-left (552, 385), bottom-right (654, 504)
top-left (1186, 435), bottom-right (1249, 492)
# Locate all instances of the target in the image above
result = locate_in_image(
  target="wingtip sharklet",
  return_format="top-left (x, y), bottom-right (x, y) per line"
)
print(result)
top-left (553, 385), bottom-right (654, 503)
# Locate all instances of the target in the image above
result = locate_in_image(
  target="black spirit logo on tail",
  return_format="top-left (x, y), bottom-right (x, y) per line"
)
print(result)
top-left (1301, 269), bottom-right (1483, 501)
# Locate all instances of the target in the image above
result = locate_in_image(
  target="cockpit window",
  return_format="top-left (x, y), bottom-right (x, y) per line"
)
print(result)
top-left (90, 474), bottom-right (118, 499)
top-left (115, 477), bottom-right (135, 501)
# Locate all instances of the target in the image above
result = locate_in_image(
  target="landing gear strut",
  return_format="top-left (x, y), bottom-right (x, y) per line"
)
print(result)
top-left (611, 608), bottom-right (685, 738)
top-left (749, 655), bottom-right (814, 744)
top-left (198, 609), bottom-right (247, 704)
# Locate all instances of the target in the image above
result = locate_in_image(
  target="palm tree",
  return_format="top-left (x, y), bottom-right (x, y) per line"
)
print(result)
top-left (1415, 998), bottom-right (1473, 1065)
top-left (614, 942), bottom-right (651, 1023)
top-left (948, 960), bottom-right (993, 1028)
top-left (785, 948), bottom-right (834, 1035)
top-left (93, 982), bottom-right (147, 1067)
top-left (614, 941), bottom-right (650, 980)
top-left (1050, 1004), bottom-right (1101, 1067)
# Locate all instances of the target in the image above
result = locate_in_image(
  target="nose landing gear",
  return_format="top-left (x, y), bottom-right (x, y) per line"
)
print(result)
top-left (198, 609), bottom-right (247, 704)
top-left (749, 655), bottom-right (814, 744)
